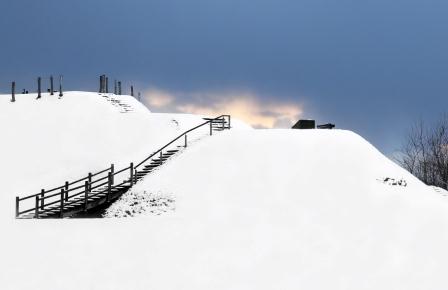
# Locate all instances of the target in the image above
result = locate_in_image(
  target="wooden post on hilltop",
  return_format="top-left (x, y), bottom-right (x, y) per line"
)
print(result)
top-left (114, 80), bottom-right (117, 94)
top-left (11, 81), bottom-right (15, 102)
top-left (118, 81), bottom-right (122, 95)
top-left (50, 75), bottom-right (54, 95)
top-left (99, 75), bottom-right (103, 93)
top-left (59, 75), bottom-right (63, 97)
top-left (138, 92), bottom-right (141, 102)
top-left (102, 75), bottom-right (106, 93)
top-left (131, 85), bottom-right (134, 97)
top-left (36, 77), bottom-right (42, 99)
top-left (105, 77), bottom-right (109, 93)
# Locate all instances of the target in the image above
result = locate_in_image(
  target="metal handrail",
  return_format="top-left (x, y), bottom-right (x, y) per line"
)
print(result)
top-left (135, 115), bottom-right (229, 169)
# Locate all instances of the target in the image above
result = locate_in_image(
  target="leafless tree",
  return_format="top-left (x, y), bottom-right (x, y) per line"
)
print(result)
top-left (397, 115), bottom-right (448, 189)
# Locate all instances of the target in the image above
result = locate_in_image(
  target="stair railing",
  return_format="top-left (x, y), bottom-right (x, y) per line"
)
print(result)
top-left (15, 115), bottom-right (231, 218)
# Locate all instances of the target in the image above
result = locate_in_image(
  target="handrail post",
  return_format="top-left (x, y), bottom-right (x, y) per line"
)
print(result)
top-left (107, 172), bottom-right (112, 202)
top-left (130, 163), bottom-right (134, 187)
top-left (184, 134), bottom-right (187, 147)
top-left (65, 181), bottom-right (69, 201)
top-left (84, 181), bottom-right (89, 211)
top-left (110, 164), bottom-right (115, 184)
top-left (40, 189), bottom-right (45, 210)
top-left (88, 173), bottom-right (92, 192)
top-left (15, 197), bottom-right (19, 218)
top-left (60, 188), bottom-right (64, 218)
top-left (35, 195), bottom-right (39, 219)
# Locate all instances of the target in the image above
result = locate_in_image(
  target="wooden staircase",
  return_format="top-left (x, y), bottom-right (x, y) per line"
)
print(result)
top-left (15, 115), bottom-right (231, 219)
top-left (101, 94), bottom-right (134, 113)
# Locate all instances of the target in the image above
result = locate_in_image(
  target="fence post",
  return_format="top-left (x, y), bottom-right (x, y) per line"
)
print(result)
top-left (65, 181), bottom-right (69, 201)
top-left (228, 115), bottom-right (231, 129)
top-left (184, 134), bottom-right (187, 147)
top-left (11, 81), bottom-right (15, 102)
top-left (118, 81), bottom-right (122, 95)
top-left (131, 85), bottom-right (134, 97)
top-left (107, 172), bottom-right (112, 202)
top-left (59, 75), bottom-right (63, 97)
top-left (35, 195), bottom-right (39, 219)
top-left (60, 188), bottom-right (64, 218)
top-left (130, 162), bottom-right (134, 187)
top-left (134, 169), bottom-right (137, 184)
top-left (222, 117), bottom-right (225, 130)
top-left (50, 75), bottom-right (54, 95)
top-left (40, 189), bottom-right (45, 210)
top-left (105, 77), bottom-right (109, 93)
top-left (15, 197), bottom-right (19, 218)
top-left (110, 164), bottom-right (114, 184)
top-left (84, 181), bottom-right (89, 211)
top-left (114, 80), bottom-right (117, 94)
top-left (37, 77), bottom-right (42, 99)
top-left (210, 121), bottom-right (213, 135)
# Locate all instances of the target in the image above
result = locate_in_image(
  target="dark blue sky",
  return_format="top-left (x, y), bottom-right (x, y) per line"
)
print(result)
top-left (1, 0), bottom-right (447, 155)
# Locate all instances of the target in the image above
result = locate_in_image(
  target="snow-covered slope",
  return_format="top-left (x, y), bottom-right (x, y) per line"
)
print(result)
top-left (0, 91), bottom-right (216, 199)
top-left (103, 129), bottom-right (448, 289)
top-left (1, 92), bottom-right (448, 290)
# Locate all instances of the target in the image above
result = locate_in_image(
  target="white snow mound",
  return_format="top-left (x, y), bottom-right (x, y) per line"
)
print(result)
top-left (1, 91), bottom-right (447, 290)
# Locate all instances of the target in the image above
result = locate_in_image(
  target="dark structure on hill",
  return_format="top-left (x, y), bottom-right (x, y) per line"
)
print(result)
top-left (292, 120), bottom-right (336, 129)
top-left (292, 119), bottom-right (315, 129)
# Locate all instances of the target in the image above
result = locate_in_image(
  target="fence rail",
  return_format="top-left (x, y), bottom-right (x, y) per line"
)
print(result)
top-left (15, 115), bottom-right (231, 218)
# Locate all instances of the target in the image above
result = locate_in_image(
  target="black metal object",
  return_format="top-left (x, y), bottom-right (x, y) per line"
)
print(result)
top-left (317, 123), bottom-right (335, 129)
top-left (292, 119), bottom-right (315, 129)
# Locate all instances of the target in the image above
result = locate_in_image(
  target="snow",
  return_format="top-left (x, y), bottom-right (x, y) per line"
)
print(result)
top-left (0, 91), bottom-right (229, 199)
top-left (1, 91), bottom-right (448, 290)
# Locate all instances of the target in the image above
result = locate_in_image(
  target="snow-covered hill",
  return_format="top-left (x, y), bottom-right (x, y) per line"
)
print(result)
top-left (0, 91), bottom-right (222, 199)
top-left (108, 129), bottom-right (446, 218)
top-left (1, 91), bottom-right (448, 290)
